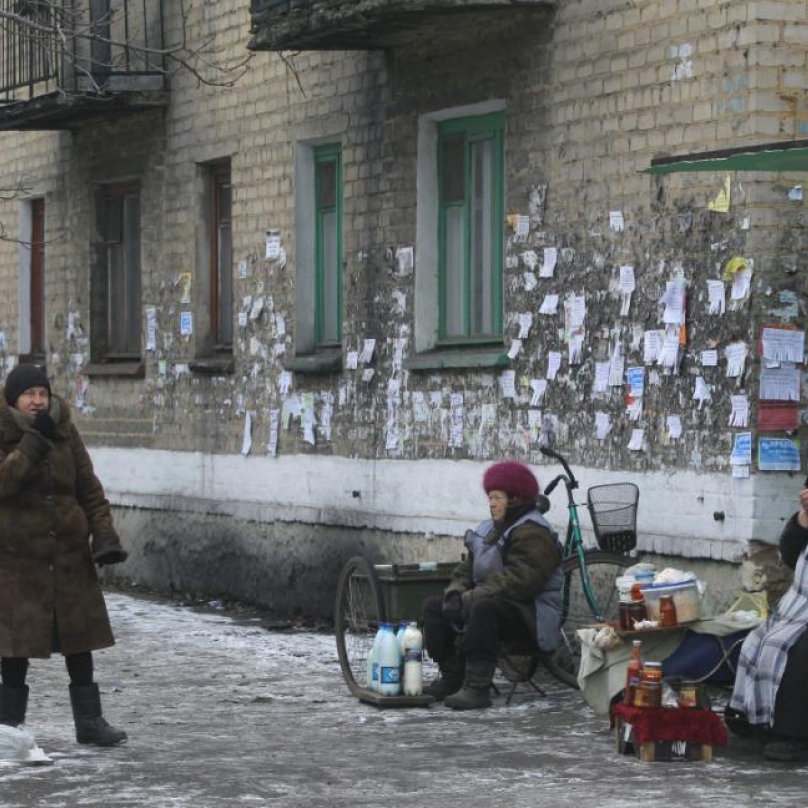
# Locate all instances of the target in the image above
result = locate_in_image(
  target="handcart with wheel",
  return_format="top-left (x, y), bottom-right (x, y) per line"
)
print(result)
top-left (333, 558), bottom-right (458, 706)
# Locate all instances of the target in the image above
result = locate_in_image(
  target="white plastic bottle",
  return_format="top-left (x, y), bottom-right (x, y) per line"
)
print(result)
top-left (368, 627), bottom-right (385, 691)
top-left (377, 623), bottom-right (403, 696)
top-left (396, 621), bottom-right (409, 654)
top-left (402, 622), bottom-right (424, 697)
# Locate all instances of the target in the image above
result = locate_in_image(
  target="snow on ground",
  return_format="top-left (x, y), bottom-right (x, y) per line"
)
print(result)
top-left (0, 592), bottom-right (806, 807)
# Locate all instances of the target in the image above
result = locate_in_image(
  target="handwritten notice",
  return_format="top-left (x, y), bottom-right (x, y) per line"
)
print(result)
top-left (707, 280), bottom-right (726, 315)
top-left (593, 361), bottom-right (610, 394)
top-left (760, 366), bottom-right (801, 401)
top-left (725, 342), bottom-right (747, 378)
top-left (540, 247), bottom-right (557, 278)
top-left (729, 395), bottom-right (749, 428)
top-left (661, 279), bottom-right (686, 326)
top-left (546, 352), bottom-right (562, 381)
top-left (499, 370), bottom-right (517, 399)
top-left (539, 294), bottom-right (559, 315)
top-left (761, 328), bottom-right (805, 364)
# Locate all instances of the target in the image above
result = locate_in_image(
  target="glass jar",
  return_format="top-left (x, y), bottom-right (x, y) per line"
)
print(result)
top-left (634, 664), bottom-right (663, 709)
top-left (619, 600), bottom-right (647, 630)
top-left (659, 595), bottom-right (678, 627)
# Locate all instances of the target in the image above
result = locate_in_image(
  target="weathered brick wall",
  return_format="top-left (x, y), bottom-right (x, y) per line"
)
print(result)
top-left (0, 0), bottom-right (805, 576)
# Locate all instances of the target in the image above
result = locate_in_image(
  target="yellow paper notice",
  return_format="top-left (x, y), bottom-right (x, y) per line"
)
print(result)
top-left (707, 174), bottom-right (731, 213)
top-left (723, 256), bottom-right (747, 280)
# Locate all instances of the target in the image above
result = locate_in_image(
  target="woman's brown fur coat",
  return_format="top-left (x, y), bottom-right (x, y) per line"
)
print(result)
top-left (0, 394), bottom-right (116, 658)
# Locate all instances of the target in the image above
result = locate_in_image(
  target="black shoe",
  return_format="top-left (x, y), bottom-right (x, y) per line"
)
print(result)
top-left (423, 656), bottom-right (465, 701)
top-left (764, 737), bottom-right (808, 762)
top-left (444, 658), bottom-right (496, 710)
top-left (69, 684), bottom-right (127, 747)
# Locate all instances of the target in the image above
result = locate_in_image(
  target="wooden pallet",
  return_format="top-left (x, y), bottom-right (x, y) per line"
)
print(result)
top-left (614, 716), bottom-right (713, 762)
top-left (356, 687), bottom-right (435, 708)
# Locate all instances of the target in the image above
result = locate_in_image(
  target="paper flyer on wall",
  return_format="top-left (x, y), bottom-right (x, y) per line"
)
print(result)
top-left (758, 437), bottom-right (801, 472)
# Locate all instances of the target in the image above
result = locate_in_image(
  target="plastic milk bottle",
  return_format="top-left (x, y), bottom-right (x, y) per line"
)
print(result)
top-left (377, 623), bottom-right (403, 695)
top-left (369, 627), bottom-right (386, 691)
top-left (402, 622), bottom-right (424, 697)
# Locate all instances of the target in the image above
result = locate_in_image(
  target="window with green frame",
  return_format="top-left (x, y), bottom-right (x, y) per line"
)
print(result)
top-left (438, 112), bottom-right (504, 342)
top-left (314, 144), bottom-right (342, 346)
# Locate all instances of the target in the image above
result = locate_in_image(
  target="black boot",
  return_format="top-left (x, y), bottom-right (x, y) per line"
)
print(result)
top-left (0, 684), bottom-right (29, 727)
top-left (444, 658), bottom-right (496, 710)
top-left (69, 684), bottom-right (127, 746)
top-left (423, 655), bottom-right (465, 701)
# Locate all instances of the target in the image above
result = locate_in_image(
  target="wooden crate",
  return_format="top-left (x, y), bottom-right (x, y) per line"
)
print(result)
top-left (615, 716), bottom-right (713, 762)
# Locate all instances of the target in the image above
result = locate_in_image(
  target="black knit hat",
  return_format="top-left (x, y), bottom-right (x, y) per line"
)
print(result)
top-left (4, 363), bottom-right (51, 406)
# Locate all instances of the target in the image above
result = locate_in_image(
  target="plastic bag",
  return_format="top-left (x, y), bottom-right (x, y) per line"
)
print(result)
top-left (0, 725), bottom-right (51, 764)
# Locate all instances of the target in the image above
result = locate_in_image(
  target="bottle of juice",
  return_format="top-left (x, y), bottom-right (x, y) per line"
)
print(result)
top-left (624, 639), bottom-right (643, 705)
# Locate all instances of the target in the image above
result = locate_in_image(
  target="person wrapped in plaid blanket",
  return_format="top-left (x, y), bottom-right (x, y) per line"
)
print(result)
top-left (729, 486), bottom-right (808, 762)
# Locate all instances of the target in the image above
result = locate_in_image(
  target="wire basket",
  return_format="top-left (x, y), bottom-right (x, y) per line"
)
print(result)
top-left (586, 483), bottom-right (639, 554)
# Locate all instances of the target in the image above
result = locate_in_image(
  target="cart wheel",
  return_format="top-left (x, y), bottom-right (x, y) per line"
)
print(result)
top-left (334, 556), bottom-right (387, 696)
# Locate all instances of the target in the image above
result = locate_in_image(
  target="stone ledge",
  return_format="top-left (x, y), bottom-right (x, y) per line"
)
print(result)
top-left (84, 361), bottom-right (144, 378)
top-left (404, 346), bottom-right (509, 372)
top-left (283, 351), bottom-right (342, 374)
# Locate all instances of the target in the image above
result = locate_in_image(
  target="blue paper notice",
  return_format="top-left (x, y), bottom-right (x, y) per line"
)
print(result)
top-left (626, 366), bottom-right (645, 398)
top-left (730, 432), bottom-right (752, 466)
top-left (758, 438), bottom-right (801, 472)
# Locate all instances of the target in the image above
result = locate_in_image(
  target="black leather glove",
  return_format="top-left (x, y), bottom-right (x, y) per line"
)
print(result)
top-left (92, 534), bottom-right (129, 567)
top-left (442, 591), bottom-right (465, 623)
top-left (31, 411), bottom-right (57, 440)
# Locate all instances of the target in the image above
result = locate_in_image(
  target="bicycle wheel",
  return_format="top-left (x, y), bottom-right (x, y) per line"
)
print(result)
top-left (334, 556), bottom-right (387, 697)
top-left (543, 551), bottom-right (632, 689)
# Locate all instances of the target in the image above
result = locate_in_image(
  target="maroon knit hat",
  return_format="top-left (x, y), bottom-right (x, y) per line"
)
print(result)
top-left (483, 460), bottom-right (540, 501)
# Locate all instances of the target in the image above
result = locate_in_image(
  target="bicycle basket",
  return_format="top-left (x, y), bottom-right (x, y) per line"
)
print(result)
top-left (586, 483), bottom-right (639, 554)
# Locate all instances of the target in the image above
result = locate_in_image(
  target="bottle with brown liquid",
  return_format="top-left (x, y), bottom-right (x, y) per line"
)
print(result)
top-left (624, 640), bottom-right (643, 705)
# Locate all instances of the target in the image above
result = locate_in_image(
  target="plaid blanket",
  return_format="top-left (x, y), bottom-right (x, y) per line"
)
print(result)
top-left (730, 542), bottom-right (808, 726)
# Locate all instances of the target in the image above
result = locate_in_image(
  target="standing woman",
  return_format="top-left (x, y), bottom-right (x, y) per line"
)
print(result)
top-left (0, 364), bottom-right (129, 745)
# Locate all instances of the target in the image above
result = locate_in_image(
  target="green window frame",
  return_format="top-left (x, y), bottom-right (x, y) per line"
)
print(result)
top-left (438, 112), bottom-right (504, 343)
top-left (314, 144), bottom-right (342, 346)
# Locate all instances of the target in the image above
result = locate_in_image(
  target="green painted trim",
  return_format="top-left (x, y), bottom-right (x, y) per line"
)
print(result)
top-left (403, 347), bottom-right (509, 372)
top-left (644, 146), bottom-right (808, 175)
top-left (314, 144), bottom-right (342, 345)
top-left (437, 112), bottom-right (505, 342)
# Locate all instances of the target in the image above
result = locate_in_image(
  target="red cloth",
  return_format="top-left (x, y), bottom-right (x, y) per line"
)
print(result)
top-left (611, 704), bottom-right (728, 747)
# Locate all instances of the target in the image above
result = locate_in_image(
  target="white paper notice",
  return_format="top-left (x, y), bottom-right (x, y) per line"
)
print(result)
top-left (265, 231), bottom-right (281, 261)
top-left (619, 265), bottom-right (635, 316)
top-left (658, 330), bottom-right (681, 369)
top-left (731, 268), bottom-right (752, 301)
top-left (643, 331), bottom-right (664, 365)
top-left (241, 412), bottom-right (253, 456)
top-left (361, 368), bottom-right (375, 382)
top-left (359, 339), bottom-right (376, 363)
top-left (725, 342), bottom-right (747, 378)
top-left (529, 379), bottom-right (547, 406)
top-left (760, 366), bottom-right (801, 401)
top-left (524, 272), bottom-right (538, 291)
top-left (528, 409), bottom-right (542, 443)
top-left (567, 295), bottom-right (586, 328)
top-left (729, 395), bottom-right (749, 428)
top-left (522, 250), bottom-right (539, 271)
top-left (707, 280), bottom-right (726, 315)
top-left (761, 328), bottom-right (805, 364)
top-left (661, 279), bottom-right (686, 326)
top-left (507, 339), bottom-right (523, 360)
top-left (499, 370), bottom-right (517, 399)
top-left (145, 307), bottom-right (157, 351)
top-left (546, 352), bottom-right (562, 381)
top-left (568, 333), bottom-right (584, 365)
top-left (514, 215), bottom-right (530, 242)
top-left (693, 376), bottom-right (712, 408)
top-left (666, 415), bottom-right (683, 440)
top-left (386, 422), bottom-right (399, 450)
top-left (346, 351), bottom-right (359, 370)
top-left (449, 393), bottom-right (464, 448)
top-left (517, 313), bottom-right (534, 339)
top-left (180, 312), bottom-right (193, 337)
top-left (701, 349), bottom-right (718, 367)
top-left (539, 294), bottom-right (560, 315)
top-left (238, 312), bottom-right (248, 328)
top-left (396, 246), bottom-right (414, 275)
top-left (595, 412), bottom-right (611, 440)
top-left (267, 409), bottom-right (280, 456)
top-left (278, 370), bottom-right (292, 396)
top-left (627, 428), bottom-right (645, 451)
top-left (540, 247), bottom-right (557, 278)
top-left (732, 465), bottom-right (751, 479)
top-left (301, 393), bottom-right (316, 445)
top-left (608, 351), bottom-right (625, 387)
top-left (593, 361), bottom-right (610, 393)
top-left (609, 211), bottom-right (625, 232)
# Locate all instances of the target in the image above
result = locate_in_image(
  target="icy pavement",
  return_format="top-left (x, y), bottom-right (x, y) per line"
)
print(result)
top-left (1, 592), bottom-right (807, 807)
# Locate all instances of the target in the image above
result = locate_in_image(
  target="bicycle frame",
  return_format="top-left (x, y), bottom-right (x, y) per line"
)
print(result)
top-left (541, 447), bottom-right (611, 622)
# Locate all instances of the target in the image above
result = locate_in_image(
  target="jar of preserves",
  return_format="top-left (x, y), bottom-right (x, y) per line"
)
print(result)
top-left (619, 600), bottom-right (647, 630)
top-left (659, 595), bottom-right (678, 627)
top-left (634, 664), bottom-right (663, 709)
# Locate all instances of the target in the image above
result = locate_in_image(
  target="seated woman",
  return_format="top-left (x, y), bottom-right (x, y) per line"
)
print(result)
top-left (422, 460), bottom-right (563, 710)
top-left (729, 486), bottom-right (808, 761)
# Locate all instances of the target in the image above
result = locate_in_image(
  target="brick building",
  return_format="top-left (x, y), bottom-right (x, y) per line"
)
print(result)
top-left (0, 0), bottom-right (806, 614)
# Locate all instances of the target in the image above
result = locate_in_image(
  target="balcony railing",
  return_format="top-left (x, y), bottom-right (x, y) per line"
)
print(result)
top-left (0, 0), bottom-right (167, 129)
top-left (249, 0), bottom-right (556, 51)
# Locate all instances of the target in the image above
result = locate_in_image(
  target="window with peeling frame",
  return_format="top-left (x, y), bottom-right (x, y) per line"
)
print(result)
top-left (314, 144), bottom-right (342, 346)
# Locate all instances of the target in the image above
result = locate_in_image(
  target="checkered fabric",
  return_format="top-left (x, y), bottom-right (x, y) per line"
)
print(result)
top-left (730, 543), bottom-right (808, 727)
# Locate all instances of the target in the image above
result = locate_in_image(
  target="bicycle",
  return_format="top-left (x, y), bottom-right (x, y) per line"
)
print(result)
top-left (538, 446), bottom-right (639, 689)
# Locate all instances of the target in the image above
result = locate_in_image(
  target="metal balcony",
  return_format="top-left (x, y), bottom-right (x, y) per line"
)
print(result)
top-left (249, 0), bottom-right (556, 51)
top-left (0, 0), bottom-right (168, 130)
